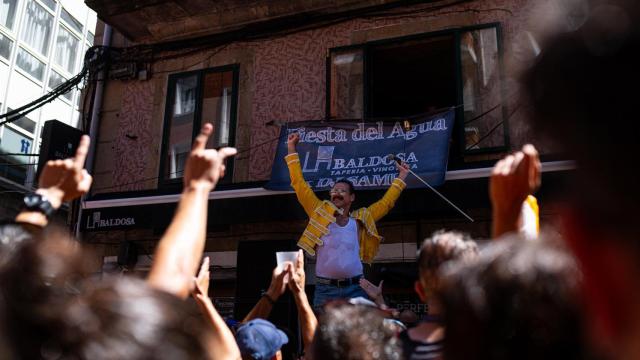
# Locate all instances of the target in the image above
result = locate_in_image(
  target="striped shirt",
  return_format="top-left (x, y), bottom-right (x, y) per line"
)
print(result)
top-left (399, 329), bottom-right (443, 360)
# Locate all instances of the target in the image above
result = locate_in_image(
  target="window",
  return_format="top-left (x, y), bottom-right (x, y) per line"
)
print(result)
top-left (7, 107), bottom-right (37, 133)
top-left (16, 47), bottom-right (44, 80)
top-left (54, 25), bottom-right (79, 73)
top-left (0, 126), bottom-right (33, 184)
top-left (20, 0), bottom-right (54, 56)
top-left (86, 31), bottom-right (94, 46)
top-left (60, 8), bottom-right (82, 33)
top-left (328, 48), bottom-right (363, 119)
top-left (0, 0), bottom-right (18, 30)
top-left (460, 28), bottom-right (504, 151)
top-left (327, 24), bottom-right (507, 163)
top-left (160, 65), bottom-right (239, 185)
top-left (39, 0), bottom-right (55, 11)
top-left (0, 32), bottom-right (12, 59)
top-left (368, 35), bottom-right (456, 118)
top-left (48, 70), bottom-right (73, 100)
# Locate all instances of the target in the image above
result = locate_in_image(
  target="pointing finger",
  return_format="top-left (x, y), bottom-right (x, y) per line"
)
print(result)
top-left (217, 147), bottom-right (238, 160)
top-left (192, 123), bottom-right (213, 152)
top-left (74, 135), bottom-right (90, 169)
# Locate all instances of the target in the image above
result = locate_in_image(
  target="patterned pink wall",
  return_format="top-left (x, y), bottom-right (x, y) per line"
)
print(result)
top-left (113, 80), bottom-right (156, 191)
top-left (111, 0), bottom-right (538, 188)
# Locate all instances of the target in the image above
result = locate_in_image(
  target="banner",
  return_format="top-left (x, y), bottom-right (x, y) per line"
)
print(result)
top-left (265, 108), bottom-right (455, 191)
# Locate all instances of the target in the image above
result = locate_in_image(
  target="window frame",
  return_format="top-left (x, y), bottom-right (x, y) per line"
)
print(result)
top-left (325, 22), bottom-right (509, 158)
top-left (0, 30), bottom-right (14, 62)
top-left (19, 0), bottom-right (55, 58)
top-left (53, 21), bottom-right (82, 75)
top-left (158, 64), bottom-right (240, 189)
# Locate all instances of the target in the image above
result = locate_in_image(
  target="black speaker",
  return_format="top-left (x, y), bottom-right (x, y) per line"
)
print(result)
top-left (235, 239), bottom-right (300, 358)
top-left (36, 120), bottom-right (84, 180)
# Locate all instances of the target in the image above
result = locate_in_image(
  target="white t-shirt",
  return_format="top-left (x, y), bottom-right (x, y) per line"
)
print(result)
top-left (315, 218), bottom-right (363, 279)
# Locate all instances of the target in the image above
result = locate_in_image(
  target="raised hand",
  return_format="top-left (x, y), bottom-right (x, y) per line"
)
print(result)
top-left (396, 161), bottom-right (410, 181)
top-left (266, 262), bottom-right (292, 301)
top-left (193, 257), bottom-right (210, 298)
top-left (183, 123), bottom-right (237, 192)
top-left (287, 133), bottom-right (300, 154)
top-left (490, 144), bottom-right (541, 237)
top-left (288, 250), bottom-right (305, 294)
top-left (490, 144), bottom-right (540, 215)
top-left (37, 134), bottom-right (93, 208)
top-left (360, 278), bottom-right (384, 304)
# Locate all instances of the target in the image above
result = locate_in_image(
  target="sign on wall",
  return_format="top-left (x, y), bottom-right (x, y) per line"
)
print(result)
top-left (81, 206), bottom-right (153, 231)
top-left (265, 109), bottom-right (455, 190)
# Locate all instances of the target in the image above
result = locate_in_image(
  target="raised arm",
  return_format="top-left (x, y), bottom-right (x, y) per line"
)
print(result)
top-left (192, 257), bottom-right (242, 360)
top-left (147, 124), bottom-right (237, 299)
top-left (359, 278), bottom-right (387, 308)
top-left (16, 135), bottom-right (92, 227)
top-left (288, 250), bottom-right (317, 352)
top-left (285, 133), bottom-right (321, 216)
top-left (367, 162), bottom-right (408, 221)
top-left (490, 144), bottom-right (541, 238)
top-left (242, 263), bottom-right (291, 323)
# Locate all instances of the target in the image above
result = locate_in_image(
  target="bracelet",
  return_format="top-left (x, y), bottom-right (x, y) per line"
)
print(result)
top-left (262, 293), bottom-right (276, 305)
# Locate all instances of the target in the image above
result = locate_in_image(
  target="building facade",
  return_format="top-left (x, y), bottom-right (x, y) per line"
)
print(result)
top-left (0, 0), bottom-right (96, 218)
top-left (81, 0), bottom-right (574, 316)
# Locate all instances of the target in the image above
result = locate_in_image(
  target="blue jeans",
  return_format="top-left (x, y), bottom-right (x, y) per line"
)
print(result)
top-left (313, 282), bottom-right (370, 310)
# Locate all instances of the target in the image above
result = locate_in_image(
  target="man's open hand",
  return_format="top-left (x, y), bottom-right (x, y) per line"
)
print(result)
top-left (37, 134), bottom-right (92, 208)
top-left (183, 124), bottom-right (237, 192)
top-left (360, 278), bottom-right (383, 299)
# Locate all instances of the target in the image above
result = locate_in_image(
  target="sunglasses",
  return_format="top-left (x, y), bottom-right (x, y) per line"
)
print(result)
top-left (329, 189), bottom-right (350, 195)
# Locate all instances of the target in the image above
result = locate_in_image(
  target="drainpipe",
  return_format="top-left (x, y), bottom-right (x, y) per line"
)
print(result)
top-left (75, 24), bottom-right (112, 238)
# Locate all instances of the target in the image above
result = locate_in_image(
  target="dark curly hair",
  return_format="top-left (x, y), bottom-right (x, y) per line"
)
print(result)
top-left (311, 303), bottom-right (402, 360)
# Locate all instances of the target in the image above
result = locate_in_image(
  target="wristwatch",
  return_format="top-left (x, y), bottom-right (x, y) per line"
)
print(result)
top-left (23, 193), bottom-right (55, 218)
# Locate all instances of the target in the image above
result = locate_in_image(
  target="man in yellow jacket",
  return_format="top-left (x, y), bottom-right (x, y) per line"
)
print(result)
top-left (286, 133), bottom-right (409, 308)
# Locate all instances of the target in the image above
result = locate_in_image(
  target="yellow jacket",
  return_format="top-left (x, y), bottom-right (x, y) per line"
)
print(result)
top-left (285, 153), bottom-right (406, 264)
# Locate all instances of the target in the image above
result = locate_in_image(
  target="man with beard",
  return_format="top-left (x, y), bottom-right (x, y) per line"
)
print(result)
top-left (285, 133), bottom-right (409, 308)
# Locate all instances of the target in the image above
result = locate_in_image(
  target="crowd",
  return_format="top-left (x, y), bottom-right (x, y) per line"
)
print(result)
top-left (1, 2), bottom-right (639, 359)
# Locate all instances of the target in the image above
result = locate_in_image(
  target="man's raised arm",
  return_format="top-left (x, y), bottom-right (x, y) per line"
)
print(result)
top-left (367, 162), bottom-right (409, 221)
top-left (285, 133), bottom-right (320, 216)
top-left (147, 124), bottom-right (237, 299)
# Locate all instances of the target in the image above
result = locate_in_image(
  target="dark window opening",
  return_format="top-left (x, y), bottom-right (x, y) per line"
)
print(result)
top-left (368, 35), bottom-right (457, 118)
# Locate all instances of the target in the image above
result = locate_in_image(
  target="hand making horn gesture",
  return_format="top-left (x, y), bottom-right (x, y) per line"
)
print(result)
top-left (183, 123), bottom-right (237, 192)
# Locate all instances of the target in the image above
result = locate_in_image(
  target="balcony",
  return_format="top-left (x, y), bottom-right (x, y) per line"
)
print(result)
top-left (85, 0), bottom-right (439, 43)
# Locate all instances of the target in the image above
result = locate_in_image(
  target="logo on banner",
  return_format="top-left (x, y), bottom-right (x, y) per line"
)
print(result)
top-left (86, 211), bottom-right (136, 229)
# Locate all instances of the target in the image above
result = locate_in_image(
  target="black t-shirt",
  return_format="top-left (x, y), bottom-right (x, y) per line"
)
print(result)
top-left (398, 328), bottom-right (443, 360)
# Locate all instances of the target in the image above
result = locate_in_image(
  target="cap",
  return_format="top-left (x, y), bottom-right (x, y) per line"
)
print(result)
top-left (236, 319), bottom-right (288, 360)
